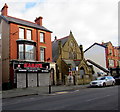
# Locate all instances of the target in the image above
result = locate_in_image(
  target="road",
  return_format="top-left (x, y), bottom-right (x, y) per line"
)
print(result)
top-left (2, 85), bottom-right (119, 110)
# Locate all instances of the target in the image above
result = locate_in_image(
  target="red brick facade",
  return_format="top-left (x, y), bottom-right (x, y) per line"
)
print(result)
top-left (1, 4), bottom-right (52, 87)
top-left (9, 22), bottom-right (52, 62)
top-left (102, 42), bottom-right (119, 69)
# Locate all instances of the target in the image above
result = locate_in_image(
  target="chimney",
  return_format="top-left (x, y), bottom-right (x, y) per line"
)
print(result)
top-left (35, 16), bottom-right (43, 26)
top-left (1, 3), bottom-right (8, 16)
top-left (54, 36), bottom-right (57, 40)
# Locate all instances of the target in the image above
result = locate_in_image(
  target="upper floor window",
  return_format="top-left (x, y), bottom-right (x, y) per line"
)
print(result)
top-left (25, 45), bottom-right (34, 60)
top-left (26, 30), bottom-right (32, 40)
top-left (18, 44), bottom-right (24, 60)
top-left (40, 47), bottom-right (45, 61)
top-left (108, 59), bottom-right (114, 67)
top-left (40, 32), bottom-right (45, 43)
top-left (109, 49), bottom-right (113, 56)
top-left (19, 28), bottom-right (24, 39)
top-left (18, 44), bottom-right (35, 60)
top-left (73, 52), bottom-right (77, 59)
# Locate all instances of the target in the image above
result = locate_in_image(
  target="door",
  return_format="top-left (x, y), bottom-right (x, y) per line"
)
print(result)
top-left (27, 73), bottom-right (37, 87)
top-left (17, 73), bottom-right (26, 88)
top-left (38, 73), bottom-right (50, 86)
top-left (80, 67), bottom-right (85, 78)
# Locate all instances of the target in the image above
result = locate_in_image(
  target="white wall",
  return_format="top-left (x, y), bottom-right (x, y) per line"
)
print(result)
top-left (84, 44), bottom-right (107, 74)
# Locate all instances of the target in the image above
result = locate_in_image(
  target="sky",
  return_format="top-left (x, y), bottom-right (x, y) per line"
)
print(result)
top-left (0, 0), bottom-right (119, 50)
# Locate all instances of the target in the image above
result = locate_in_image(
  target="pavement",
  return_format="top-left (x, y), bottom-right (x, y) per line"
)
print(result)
top-left (1, 84), bottom-right (89, 99)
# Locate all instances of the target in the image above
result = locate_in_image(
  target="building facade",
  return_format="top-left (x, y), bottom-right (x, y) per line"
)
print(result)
top-left (52, 32), bottom-right (93, 85)
top-left (84, 42), bottom-right (120, 76)
top-left (0, 4), bottom-right (53, 89)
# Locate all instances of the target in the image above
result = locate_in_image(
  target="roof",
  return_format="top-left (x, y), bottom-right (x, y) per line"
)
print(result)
top-left (0, 15), bottom-right (52, 33)
top-left (52, 36), bottom-right (69, 62)
top-left (74, 60), bottom-right (81, 66)
top-left (87, 59), bottom-right (109, 73)
top-left (84, 43), bottom-right (107, 52)
top-left (63, 59), bottom-right (76, 68)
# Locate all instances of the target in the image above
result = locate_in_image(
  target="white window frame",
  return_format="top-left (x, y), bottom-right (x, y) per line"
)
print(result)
top-left (19, 28), bottom-right (24, 39)
top-left (26, 30), bottom-right (32, 40)
top-left (40, 47), bottom-right (45, 61)
top-left (109, 59), bottom-right (114, 67)
top-left (40, 32), bottom-right (45, 43)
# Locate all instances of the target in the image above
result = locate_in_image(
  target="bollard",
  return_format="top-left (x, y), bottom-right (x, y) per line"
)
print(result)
top-left (49, 85), bottom-right (51, 94)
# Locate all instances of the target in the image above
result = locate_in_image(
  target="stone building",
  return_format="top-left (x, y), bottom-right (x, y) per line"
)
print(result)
top-left (52, 31), bottom-right (93, 85)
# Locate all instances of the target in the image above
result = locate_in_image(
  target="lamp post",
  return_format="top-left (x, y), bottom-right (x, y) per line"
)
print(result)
top-left (49, 69), bottom-right (52, 94)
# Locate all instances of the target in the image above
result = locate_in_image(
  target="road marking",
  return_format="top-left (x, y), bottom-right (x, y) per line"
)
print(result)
top-left (55, 91), bottom-right (68, 94)
top-left (86, 94), bottom-right (111, 102)
top-left (50, 90), bottom-right (80, 96)
top-left (73, 90), bottom-right (79, 92)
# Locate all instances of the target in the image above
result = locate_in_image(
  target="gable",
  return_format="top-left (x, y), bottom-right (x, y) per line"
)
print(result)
top-left (52, 36), bottom-right (69, 62)
top-left (84, 43), bottom-right (106, 53)
top-left (52, 32), bottom-right (83, 62)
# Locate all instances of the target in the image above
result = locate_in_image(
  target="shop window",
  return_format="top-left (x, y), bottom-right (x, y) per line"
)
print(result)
top-left (19, 28), bottom-right (24, 39)
top-left (40, 47), bottom-right (45, 61)
top-left (26, 30), bottom-right (32, 40)
top-left (18, 44), bottom-right (35, 60)
top-left (40, 32), bottom-right (45, 43)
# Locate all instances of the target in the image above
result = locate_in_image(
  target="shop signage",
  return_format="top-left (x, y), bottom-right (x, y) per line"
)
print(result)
top-left (24, 63), bottom-right (42, 68)
top-left (14, 62), bottom-right (50, 72)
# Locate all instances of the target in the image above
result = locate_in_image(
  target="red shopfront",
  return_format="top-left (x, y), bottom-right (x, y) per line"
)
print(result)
top-left (10, 60), bottom-right (50, 88)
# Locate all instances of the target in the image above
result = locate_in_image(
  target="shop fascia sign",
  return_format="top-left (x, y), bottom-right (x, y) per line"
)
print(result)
top-left (14, 62), bottom-right (49, 71)
top-left (24, 63), bottom-right (42, 68)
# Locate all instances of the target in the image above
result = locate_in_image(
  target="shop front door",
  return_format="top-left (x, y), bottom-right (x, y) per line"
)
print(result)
top-left (38, 73), bottom-right (50, 86)
top-left (17, 73), bottom-right (26, 88)
top-left (27, 73), bottom-right (37, 87)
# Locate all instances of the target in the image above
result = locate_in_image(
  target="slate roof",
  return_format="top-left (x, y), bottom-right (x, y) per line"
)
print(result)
top-left (52, 36), bottom-right (69, 62)
top-left (63, 59), bottom-right (76, 68)
top-left (74, 60), bottom-right (81, 66)
top-left (87, 59), bottom-right (109, 73)
top-left (0, 15), bottom-right (52, 33)
top-left (102, 42), bottom-right (109, 47)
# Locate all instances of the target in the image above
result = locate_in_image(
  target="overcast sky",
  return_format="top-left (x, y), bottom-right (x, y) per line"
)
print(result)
top-left (0, 0), bottom-right (119, 50)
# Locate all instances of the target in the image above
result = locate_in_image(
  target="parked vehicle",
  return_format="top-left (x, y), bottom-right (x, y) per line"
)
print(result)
top-left (90, 76), bottom-right (115, 87)
top-left (113, 76), bottom-right (120, 85)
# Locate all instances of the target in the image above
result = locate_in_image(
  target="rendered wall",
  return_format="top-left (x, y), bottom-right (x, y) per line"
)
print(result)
top-left (2, 20), bottom-right (10, 83)
top-left (84, 45), bottom-right (107, 74)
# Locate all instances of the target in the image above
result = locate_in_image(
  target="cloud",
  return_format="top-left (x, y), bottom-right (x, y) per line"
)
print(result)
top-left (0, 0), bottom-right (119, 49)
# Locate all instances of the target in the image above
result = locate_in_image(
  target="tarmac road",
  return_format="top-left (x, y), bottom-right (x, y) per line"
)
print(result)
top-left (2, 85), bottom-right (119, 110)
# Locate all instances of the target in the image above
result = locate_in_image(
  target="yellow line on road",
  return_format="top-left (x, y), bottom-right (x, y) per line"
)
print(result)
top-left (55, 91), bottom-right (68, 94)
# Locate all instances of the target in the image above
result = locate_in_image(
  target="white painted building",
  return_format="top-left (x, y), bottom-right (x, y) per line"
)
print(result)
top-left (84, 43), bottom-right (108, 76)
